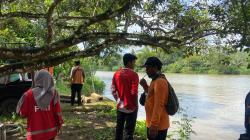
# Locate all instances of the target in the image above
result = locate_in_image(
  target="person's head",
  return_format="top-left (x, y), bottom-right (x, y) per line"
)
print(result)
top-left (32, 70), bottom-right (57, 109)
top-left (74, 60), bottom-right (80, 66)
top-left (123, 53), bottom-right (137, 69)
top-left (143, 57), bottom-right (163, 78)
top-left (34, 69), bottom-right (54, 91)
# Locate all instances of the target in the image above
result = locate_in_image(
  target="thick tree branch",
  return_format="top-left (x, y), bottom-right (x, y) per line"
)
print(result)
top-left (46, 0), bottom-right (62, 47)
top-left (0, 12), bottom-right (45, 19)
top-left (0, 39), bottom-right (115, 76)
top-left (0, 32), bottom-right (181, 60)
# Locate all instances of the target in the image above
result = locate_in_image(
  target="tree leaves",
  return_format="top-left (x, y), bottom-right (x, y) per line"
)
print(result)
top-left (0, 0), bottom-right (249, 75)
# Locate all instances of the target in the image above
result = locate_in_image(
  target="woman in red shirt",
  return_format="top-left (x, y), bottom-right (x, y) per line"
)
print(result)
top-left (16, 70), bottom-right (63, 140)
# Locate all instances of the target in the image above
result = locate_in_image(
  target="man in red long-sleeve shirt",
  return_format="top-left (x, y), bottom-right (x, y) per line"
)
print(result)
top-left (111, 53), bottom-right (139, 140)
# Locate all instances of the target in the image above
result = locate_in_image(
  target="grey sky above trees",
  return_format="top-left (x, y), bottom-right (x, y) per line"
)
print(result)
top-left (0, 0), bottom-right (249, 76)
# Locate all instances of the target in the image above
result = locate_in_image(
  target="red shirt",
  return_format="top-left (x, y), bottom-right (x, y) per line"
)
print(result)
top-left (111, 68), bottom-right (139, 111)
top-left (19, 89), bottom-right (63, 140)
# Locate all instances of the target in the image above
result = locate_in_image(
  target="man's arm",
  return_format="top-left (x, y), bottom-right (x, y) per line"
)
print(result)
top-left (111, 74), bottom-right (118, 101)
top-left (131, 73), bottom-right (139, 95)
top-left (140, 78), bottom-right (149, 93)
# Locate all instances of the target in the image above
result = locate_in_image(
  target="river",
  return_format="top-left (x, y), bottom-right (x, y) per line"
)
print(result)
top-left (95, 71), bottom-right (250, 140)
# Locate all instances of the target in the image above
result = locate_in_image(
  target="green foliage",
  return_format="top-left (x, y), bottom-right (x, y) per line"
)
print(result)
top-left (94, 127), bottom-right (114, 140)
top-left (82, 76), bottom-right (105, 96)
top-left (54, 57), bottom-right (105, 96)
top-left (95, 46), bottom-right (249, 75)
top-left (135, 120), bottom-right (147, 139)
top-left (56, 76), bottom-right (105, 96)
top-left (96, 52), bottom-right (122, 71)
top-left (168, 108), bottom-right (196, 140)
top-left (0, 112), bottom-right (21, 123)
top-left (223, 66), bottom-right (240, 74)
top-left (96, 108), bottom-right (116, 120)
top-left (164, 47), bottom-right (250, 75)
top-left (167, 62), bottom-right (185, 73)
top-left (55, 80), bottom-right (71, 95)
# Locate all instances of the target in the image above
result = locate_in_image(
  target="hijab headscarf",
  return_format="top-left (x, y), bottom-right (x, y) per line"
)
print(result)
top-left (32, 69), bottom-right (58, 109)
top-left (17, 70), bottom-right (59, 113)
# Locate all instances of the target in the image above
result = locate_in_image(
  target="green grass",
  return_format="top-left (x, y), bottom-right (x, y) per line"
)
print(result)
top-left (55, 80), bottom-right (71, 95)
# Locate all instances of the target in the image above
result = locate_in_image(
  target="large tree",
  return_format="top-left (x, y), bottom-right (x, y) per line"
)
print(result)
top-left (0, 0), bottom-right (249, 76)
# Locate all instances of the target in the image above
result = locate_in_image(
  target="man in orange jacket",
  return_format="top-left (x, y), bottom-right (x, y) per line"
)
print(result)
top-left (70, 60), bottom-right (85, 106)
top-left (140, 57), bottom-right (169, 140)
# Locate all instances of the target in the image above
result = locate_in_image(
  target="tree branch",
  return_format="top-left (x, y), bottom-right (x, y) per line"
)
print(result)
top-left (0, 12), bottom-right (45, 19)
top-left (74, 0), bottom-right (135, 34)
top-left (0, 38), bottom-right (115, 76)
top-left (0, 32), bottom-right (181, 60)
top-left (46, 0), bottom-right (62, 47)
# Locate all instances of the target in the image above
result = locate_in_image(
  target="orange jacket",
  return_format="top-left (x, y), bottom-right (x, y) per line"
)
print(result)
top-left (145, 77), bottom-right (169, 130)
top-left (70, 66), bottom-right (85, 84)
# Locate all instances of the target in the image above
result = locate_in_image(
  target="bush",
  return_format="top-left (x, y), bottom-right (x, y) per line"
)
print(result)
top-left (207, 69), bottom-right (219, 74)
top-left (239, 68), bottom-right (250, 75)
top-left (135, 120), bottom-right (147, 139)
top-left (83, 76), bottom-right (105, 96)
top-left (168, 108), bottom-right (196, 140)
top-left (56, 76), bottom-right (105, 96)
top-left (166, 63), bottom-right (184, 73)
top-left (56, 80), bottom-right (71, 95)
top-left (180, 67), bottom-right (192, 73)
top-left (223, 66), bottom-right (240, 74)
top-left (112, 66), bottom-right (120, 71)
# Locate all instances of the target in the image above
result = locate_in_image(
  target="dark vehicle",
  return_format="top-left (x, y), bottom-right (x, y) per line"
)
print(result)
top-left (0, 73), bottom-right (32, 115)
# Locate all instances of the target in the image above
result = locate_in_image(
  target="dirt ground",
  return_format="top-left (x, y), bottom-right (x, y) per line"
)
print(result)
top-left (6, 99), bottom-right (118, 140)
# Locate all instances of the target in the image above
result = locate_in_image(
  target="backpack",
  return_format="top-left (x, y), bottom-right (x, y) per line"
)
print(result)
top-left (166, 81), bottom-right (179, 116)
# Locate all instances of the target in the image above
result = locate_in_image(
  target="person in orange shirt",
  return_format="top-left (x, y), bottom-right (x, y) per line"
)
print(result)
top-left (70, 60), bottom-right (85, 106)
top-left (140, 57), bottom-right (169, 140)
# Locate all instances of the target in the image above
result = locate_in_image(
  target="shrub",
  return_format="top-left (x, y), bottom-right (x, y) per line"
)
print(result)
top-left (223, 66), bottom-right (240, 74)
top-left (135, 120), bottom-right (147, 139)
top-left (56, 76), bottom-right (105, 96)
top-left (83, 76), bottom-right (105, 96)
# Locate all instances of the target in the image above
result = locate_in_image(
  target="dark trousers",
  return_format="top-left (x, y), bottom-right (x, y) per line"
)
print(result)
top-left (71, 84), bottom-right (83, 106)
top-left (115, 110), bottom-right (138, 140)
top-left (147, 128), bottom-right (168, 140)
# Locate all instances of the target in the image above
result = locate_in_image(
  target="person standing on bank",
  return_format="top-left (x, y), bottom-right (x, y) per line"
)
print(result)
top-left (70, 60), bottom-right (85, 106)
top-left (16, 70), bottom-right (63, 140)
top-left (111, 53), bottom-right (139, 140)
top-left (140, 57), bottom-right (169, 140)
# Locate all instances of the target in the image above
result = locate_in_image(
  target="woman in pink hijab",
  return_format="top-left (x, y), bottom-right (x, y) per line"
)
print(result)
top-left (16, 70), bottom-right (63, 140)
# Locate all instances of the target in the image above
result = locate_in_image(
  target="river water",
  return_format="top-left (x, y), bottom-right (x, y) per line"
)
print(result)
top-left (95, 71), bottom-right (250, 140)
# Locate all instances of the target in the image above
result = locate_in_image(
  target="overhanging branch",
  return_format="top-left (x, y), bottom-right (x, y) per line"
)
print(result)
top-left (0, 38), bottom-right (115, 76)
top-left (46, 0), bottom-right (62, 46)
